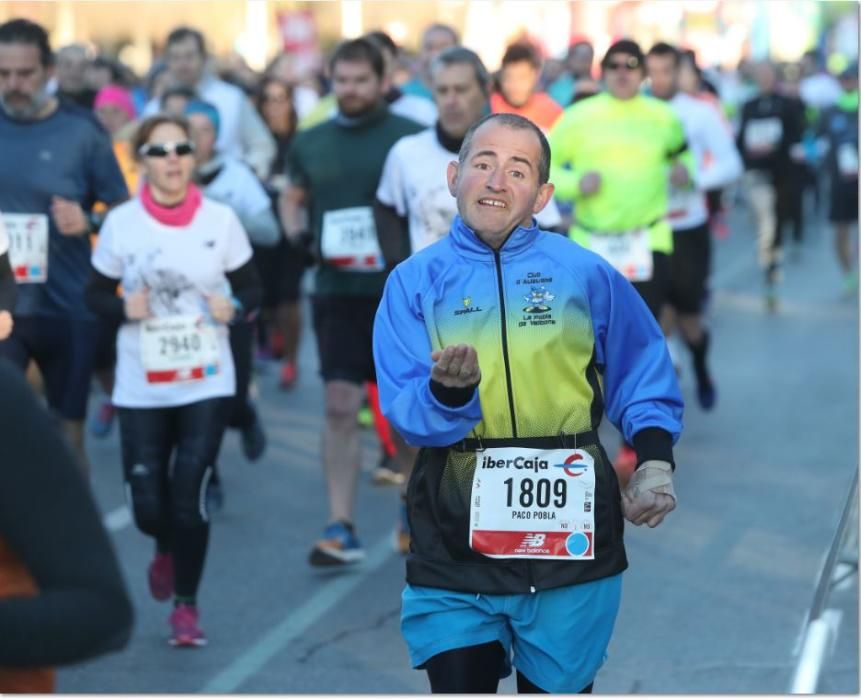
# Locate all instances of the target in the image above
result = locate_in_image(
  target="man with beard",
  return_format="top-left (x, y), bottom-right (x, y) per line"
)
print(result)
top-left (284, 38), bottom-right (424, 567)
top-left (0, 18), bottom-right (128, 474)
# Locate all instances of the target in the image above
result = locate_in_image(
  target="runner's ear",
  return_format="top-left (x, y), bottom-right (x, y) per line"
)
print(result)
top-left (532, 182), bottom-right (555, 214)
top-left (446, 161), bottom-right (459, 197)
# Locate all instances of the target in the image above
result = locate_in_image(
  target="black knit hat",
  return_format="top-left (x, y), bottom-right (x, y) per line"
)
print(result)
top-left (601, 39), bottom-right (645, 70)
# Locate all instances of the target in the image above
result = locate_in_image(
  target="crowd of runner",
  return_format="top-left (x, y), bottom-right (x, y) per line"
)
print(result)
top-left (0, 13), bottom-right (856, 693)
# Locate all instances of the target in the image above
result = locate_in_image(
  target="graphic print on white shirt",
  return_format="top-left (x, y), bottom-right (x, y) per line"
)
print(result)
top-left (92, 197), bottom-right (253, 408)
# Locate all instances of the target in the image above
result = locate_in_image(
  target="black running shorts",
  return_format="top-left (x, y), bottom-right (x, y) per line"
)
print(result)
top-left (253, 239), bottom-right (306, 307)
top-left (631, 251), bottom-right (671, 321)
top-left (668, 224), bottom-right (711, 314)
top-left (312, 295), bottom-right (379, 384)
top-left (0, 316), bottom-right (100, 420)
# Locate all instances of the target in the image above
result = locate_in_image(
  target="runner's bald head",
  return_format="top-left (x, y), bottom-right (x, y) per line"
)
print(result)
top-left (458, 113), bottom-right (551, 185)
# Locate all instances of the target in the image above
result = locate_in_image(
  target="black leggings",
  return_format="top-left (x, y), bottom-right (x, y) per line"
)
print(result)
top-left (118, 398), bottom-right (227, 599)
top-left (424, 641), bottom-right (594, 694)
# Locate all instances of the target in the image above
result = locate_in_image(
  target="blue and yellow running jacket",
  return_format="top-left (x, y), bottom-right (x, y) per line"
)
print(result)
top-left (373, 216), bottom-right (683, 594)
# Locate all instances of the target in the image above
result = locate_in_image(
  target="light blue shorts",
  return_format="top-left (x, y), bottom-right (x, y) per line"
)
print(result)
top-left (401, 575), bottom-right (622, 694)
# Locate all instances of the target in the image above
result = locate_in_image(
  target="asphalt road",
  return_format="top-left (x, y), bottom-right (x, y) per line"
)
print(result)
top-left (59, 200), bottom-right (858, 694)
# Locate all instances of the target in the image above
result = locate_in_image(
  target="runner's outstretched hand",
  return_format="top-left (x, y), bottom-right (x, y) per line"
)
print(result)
top-left (431, 344), bottom-right (481, 388)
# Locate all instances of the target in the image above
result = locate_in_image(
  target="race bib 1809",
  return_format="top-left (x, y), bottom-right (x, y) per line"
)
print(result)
top-left (139, 315), bottom-right (220, 384)
top-left (3, 214), bottom-right (48, 283)
top-left (320, 206), bottom-right (384, 272)
top-left (469, 447), bottom-right (596, 560)
top-left (589, 228), bottom-right (653, 282)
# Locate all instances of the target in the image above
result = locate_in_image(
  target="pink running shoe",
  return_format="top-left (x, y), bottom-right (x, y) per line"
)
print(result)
top-left (168, 604), bottom-right (207, 647)
top-left (147, 552), bottom-right (174, 602)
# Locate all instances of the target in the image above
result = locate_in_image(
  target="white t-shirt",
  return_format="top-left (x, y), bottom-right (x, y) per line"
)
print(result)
top-left (667, 93), bottom-right (743, 230)
top-left (376, 128), bottom-right (562, 253)
top-left (92, 197), bottom-right (253, 408)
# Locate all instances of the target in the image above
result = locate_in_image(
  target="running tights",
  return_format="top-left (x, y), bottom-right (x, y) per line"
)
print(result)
top-left (118, 398), bottom-right (226, 599)
top-left (424, 641), bottom-right (594, 694)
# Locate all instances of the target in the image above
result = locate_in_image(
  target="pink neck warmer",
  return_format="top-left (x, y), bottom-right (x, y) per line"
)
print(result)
top-left (140, 182), bottom-right (202, 227)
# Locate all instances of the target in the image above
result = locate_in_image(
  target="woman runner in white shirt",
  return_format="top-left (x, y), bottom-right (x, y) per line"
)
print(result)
top-left (85, 114), bottom-right (262, 648)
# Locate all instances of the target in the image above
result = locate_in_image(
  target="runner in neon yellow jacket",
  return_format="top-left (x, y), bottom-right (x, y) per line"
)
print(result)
top-left (548, 41), bottom-right (694, 260)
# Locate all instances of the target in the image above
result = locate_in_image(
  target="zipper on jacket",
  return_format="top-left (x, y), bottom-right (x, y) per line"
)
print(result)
top-left (527, 561), bottom-right (536, 594)
top-left (493, 249), bottom-right (518, 437)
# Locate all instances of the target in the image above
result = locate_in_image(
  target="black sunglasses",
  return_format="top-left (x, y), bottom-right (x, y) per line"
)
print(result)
top-left (138, 141), bottom-right (195, 158)
top-left (605, 56), bottom-right (641, 71)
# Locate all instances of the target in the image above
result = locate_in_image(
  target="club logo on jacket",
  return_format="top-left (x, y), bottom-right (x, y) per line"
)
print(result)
top-left (517, 284), bottom-right (557, 328)
top-left (523, 286), bottom-right (555, 313)
top-left (455, 296), bottom-right (483, 316)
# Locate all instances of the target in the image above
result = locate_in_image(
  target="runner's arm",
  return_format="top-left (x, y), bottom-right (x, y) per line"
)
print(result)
top-left (84, 267), bottom-right (125, 321)
top-left (375, 144), bottom-right (411, 267)
top-left (225, 259), bottom-right (263, 320)
top-left (666, 111), bottom-right (697, 183)
top-left (697, 104), bottom-right (744, 192)
top-left (221, 164), bottom-right (281, 247)
top-left (587, 259), bottom-right (683, 467)
top-left (240, 206), bottom-right (281, 248)
top-left (0, 362), bottom-right (134, 666)
top-left (373, 199), bottom-right (410, 269)
top-left (373, 266), bottom-right (483, 447)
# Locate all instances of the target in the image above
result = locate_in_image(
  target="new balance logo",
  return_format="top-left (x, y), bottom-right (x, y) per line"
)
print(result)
top-left (521, 533), bottom-right (546, 548)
